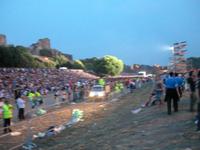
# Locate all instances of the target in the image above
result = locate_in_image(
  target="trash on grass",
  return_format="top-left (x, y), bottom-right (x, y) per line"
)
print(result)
top-left (10, 131), bottom-right (22, 136)
top-left (131, 108), bottom-right (142, 114)
top-left (22, 142), bottom-right (37, 150)
top-left (66, 109), bottom-right (84, 127)
top-left (38, 132), bottom-right (46, 138)
top-left (141, 104), bottom-right (146, 108)
top-left (35, 108), bottom-right (47, 116)
top-left (54, 125), bottom-right (66, 133)
top-left (110, 98), bottom-right (119, 102)
top-left (46, 126), bottom-right (56, 137)
top-left (33, 125), bottom-right (66, 140)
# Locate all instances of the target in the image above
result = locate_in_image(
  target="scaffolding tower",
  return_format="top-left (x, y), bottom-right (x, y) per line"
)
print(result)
top-left (169, 41), bottom-right (187, 73)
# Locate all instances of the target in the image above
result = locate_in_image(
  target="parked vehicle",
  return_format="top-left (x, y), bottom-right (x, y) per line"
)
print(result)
top-left (88, 85), bottom-right (106, 101)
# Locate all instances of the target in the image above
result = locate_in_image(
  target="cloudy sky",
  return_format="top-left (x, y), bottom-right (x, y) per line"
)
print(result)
top-left (0, 0), bottom-right (199, 65)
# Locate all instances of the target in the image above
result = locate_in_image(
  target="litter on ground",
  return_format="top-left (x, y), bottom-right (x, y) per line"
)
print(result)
top-left (10, 131), bottom-right (22, 136)
top-left (35, 108), bottom-right (47, 116)
top-left (66, 109), bottom-right (84, 127)
top-left (131, 108), bottom-right (142, 114)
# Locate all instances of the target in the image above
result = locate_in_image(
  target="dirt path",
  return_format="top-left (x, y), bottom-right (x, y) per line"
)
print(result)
top-left (35, 85), bottom-right (200, 150)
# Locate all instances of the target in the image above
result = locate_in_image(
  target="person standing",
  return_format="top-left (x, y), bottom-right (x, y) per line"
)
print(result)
top-left (164, 72), bottom-right (180, 115)
top-left (187, 71), bottom-right (197, 112)
top-left (197, 70), bottom-right (200, 101)
top-left (175, 73), bottom-right (184, 98)
top-left (35, 90), bottom-right (43, 105)
top-left (2, 99), bottom-right (13, 133)
top-left (16, 95), bottom-right (26, 120)
top-left (196, 70), bottom-right (200, 131)
top-left (28, 91), bottom-right (36, 109)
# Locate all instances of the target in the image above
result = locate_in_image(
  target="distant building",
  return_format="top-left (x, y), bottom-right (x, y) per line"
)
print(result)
top-left (0, 34), bottom-right (7, 46)
top-left (29, 38), bottom-right (73, 61)
top-left (38, 38), bottom-right (51, 49)
top-left (30, 38), bottom-right (51, 55)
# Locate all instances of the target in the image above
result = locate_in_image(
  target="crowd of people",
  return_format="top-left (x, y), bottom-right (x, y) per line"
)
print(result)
top-left (0, 68), bottom-right (99, 133)
top-left (0, 68), bottom-right (98, 99)
top-left (0, 68), bottom-right (152, 134)
top-left (3, 67), bottom-right (200, 134)
top-left (143, 70), bottom-right (200, 131)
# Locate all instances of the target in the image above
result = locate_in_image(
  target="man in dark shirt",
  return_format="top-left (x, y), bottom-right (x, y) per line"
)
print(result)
top-left (196, 70), bottom-right (200, 131)
top-left (197, 70), bottom-right (200, 100)
top-left (187, 71), bottom-right (197, 112)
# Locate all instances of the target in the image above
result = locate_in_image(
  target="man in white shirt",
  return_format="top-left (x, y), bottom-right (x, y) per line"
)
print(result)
top-left (16, 95), bottom-right (26, 120)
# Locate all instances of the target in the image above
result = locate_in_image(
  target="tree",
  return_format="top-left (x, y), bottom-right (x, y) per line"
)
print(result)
top-left (187, 57), bottom-right (200, 69)
top-left (0, 45), bottom-right (49, 68)
top-left (73, 60), bottom-right (86, 69)
top-left (53, 54), bottom-right (69, 68)
top-left (59, 61), bottom-right (73, 69)
top-left (80, 57), bottom-right (98, 71)
top-left (96, 55), bottom-right (124, 76)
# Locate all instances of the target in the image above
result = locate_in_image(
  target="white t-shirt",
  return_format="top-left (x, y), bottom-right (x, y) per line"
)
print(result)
top-left (17, 98), bottom-right (25, 108)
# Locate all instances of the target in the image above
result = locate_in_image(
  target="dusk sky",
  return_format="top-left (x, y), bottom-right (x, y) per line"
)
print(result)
top-left (0, 0), bottom-right (199, 65)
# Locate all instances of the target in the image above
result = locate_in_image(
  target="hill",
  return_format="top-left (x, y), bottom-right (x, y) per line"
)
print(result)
top-left (0, 45), bottom-right (72, 68)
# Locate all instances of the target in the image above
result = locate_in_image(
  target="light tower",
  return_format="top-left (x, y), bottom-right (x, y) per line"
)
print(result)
top-left (169, 41), bottom-right (187, 73)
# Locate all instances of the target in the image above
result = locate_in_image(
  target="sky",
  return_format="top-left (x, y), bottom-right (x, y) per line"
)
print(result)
top-left (0, 0), bottom-right (200, 66)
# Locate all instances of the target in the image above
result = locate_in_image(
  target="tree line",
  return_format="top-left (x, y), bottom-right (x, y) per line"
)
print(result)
top-left (187, 57), bottom-right (200, 69)
top-left (0, 45), bottom-right (124, 76)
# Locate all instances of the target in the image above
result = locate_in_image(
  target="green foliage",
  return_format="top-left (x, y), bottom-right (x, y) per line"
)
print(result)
top-left (81, 57), bottom-right (99, 71)
top-left (96, 55), bottom-right (124, 76)
top-left (1, 45), bottom-right (30, 67)
top-left (59, 61), bottom-right (73, 69)
top-left (187, 57), bottom-right (200, 69)
top-left (73, 60), bottom-right (86, 69)
top-left (0, 45), bottom-right (124, 76)
top-left (79, 55), bottom-right (124, 76)
top-left (53, 54), bottom-right (69, 68)
top-left (39, 49), bottom-right (53, 57)
top-left (0, 46), bottom-right (50, 68)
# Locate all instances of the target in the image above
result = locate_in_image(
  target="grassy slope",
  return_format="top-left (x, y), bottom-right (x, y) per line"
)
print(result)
top-left (36, 85), bottom-right (200, 150)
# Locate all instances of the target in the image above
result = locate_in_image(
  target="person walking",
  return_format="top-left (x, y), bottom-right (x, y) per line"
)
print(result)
top-left (16, 95), bottom-right (26, 120)
top-left (164, 72), bottom-right (180, 115)
top-left (2, 99), bottom-right (13, 133)
top-left (187, 71), bottom-right (197, 112)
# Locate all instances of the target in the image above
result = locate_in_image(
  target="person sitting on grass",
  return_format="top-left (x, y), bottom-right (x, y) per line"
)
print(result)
top-left (143, 81), bottom-right (164, 107)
